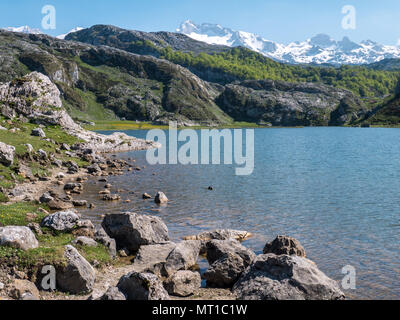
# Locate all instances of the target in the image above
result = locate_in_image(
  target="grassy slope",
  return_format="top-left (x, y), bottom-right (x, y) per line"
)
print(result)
top-left (0, 116), bottom-right (89, 201)
top-left (0, 203), bottom-right (112, 269)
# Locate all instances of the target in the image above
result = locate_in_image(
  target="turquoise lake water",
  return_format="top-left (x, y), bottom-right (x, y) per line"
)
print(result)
top-left (80, 127), bottom-right (400, 299)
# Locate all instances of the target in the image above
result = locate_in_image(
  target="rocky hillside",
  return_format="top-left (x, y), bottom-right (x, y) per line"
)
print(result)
top-left (361, 94), bottom-right (400, 126)
top-left (0, 30), bottom-right (231, 126)
top-left (0, 72), bottom-right (156, 202)
top-left (67, 25), bottom-right (400, 98)
top-left (217, 80), bottom-right (367, 126)
top-left (66, 24), bottom-right (229, 56)
top-left (0, 27), bottom-right (396, 127)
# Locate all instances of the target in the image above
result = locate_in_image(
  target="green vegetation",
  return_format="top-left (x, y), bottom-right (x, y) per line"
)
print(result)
top-left (0, 116), bottom-right (88, 198)
top-left (0, 202), bottom-right (112, 269)
top-left (87, 120), bottom-right (271, 131)
top-left (0, 202), bottom-right (47, 226)
top-left (85, 120), bottom-right (169, 131)
top-left (159, 46), bottom-right (400, 98)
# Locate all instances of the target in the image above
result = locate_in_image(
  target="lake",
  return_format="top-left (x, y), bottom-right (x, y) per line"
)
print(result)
top-left (79, 127), bottom-right (400, 300)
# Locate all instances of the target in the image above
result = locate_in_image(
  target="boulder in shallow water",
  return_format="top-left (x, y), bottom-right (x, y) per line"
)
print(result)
top-left (263, 235), bottom-right (306, 257)
top-left (102, 212), bottom-right (169, 253)
top-left (233, 254), bottom-right (345, 300)
top-left (155, 191), bottom-right (168, 204)
top-left (117, 272), bottom-right (169, 300)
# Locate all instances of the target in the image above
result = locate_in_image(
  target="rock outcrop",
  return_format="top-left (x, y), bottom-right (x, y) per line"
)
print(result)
top-left (132, 242), bottom-right (177, 275)
top-left (203, 240), bottom-right (256, 289)
top-left (0, 226), bottom-right (39, 250)
top-left (8, 279), bottom-right (40, 300)
top-left (40, 210), bottom-right (80, 232)
top-left (164, 240), bottom-right (202, 277)
top-left (0, 71), bottom-right (159, 153)
top-left (0, 30), bottom-right (230, 126)
top-left (183, 229), bottom-right (252, 241)
top-left (94, 228), bottom-right (117, 258)
top-left (0, 142), bottom-right (15, 166)
top-left (205, 239), bottom-right (256, 265)
top-left (97, 286), bottom-right (126, 300)
top-left (263, 235), bottom-right (306, 257)
top-left (102, 212), bottom-right (170, 253)
top-left (56, 245), bottom-right (96, 294)
top-left (217, 80), bottom-right (367, 126)
top-left (164, 270), bottom-right (201, 297)
top-left (117, 272), bottom-right (170, 300)
top-left (233, 254), bottom-right (345, 300)
top-left (203, 252), bottom-right (249, 288)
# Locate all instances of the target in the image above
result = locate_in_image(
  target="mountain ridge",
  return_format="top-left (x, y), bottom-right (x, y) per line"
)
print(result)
top-left (177, 20), bottom-right (400, 65)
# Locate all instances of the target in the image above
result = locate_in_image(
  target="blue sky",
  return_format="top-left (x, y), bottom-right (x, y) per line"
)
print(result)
top-left (0, 0), bottom-right (399, 45)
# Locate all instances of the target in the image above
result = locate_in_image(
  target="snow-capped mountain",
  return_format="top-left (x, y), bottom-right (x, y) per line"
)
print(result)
top-left (56, 27), bottom-right (84, 40)
top-left (2, 25), bottom-right (84, 40)
top-left (3, 26), bottom-right (42, 34)
top-left (177, 20), bottom-right (400, 65)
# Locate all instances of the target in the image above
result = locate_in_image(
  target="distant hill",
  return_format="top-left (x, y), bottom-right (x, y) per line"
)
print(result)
top-left (0, 25), bottom-right (400, 127)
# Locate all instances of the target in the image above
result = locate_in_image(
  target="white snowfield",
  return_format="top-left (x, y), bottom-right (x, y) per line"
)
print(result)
top-left (2, 25), bottom-right (84, 40)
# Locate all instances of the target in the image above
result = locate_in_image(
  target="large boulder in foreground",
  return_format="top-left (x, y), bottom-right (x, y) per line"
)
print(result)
top-left (94, 228), bottom-right (117, 258)
top-left (164, 270), bottom-right (201, 297)
top-left (117, 272), bottom-right (169, 300)
top-left (0, 141), bottom-right (15, 167)
top-left (8, 279), bottom-right (40, 300)
top-left (205, 239), bottom-right (256, 265)
top-left (41, 210), bottom-right (80, 232)
top-left (97, 286), bottom-right (126, 300)
top-left (203, 240), bottom-right (256, 289)
top-left (203, 252), bottom-right (248, 288)
top-left (0, 226), bottom-right (38, 250)
top-left (233, 254), bottom-right (345, 300)
top-left (164, 240), bottom-right (202, 277)
top-left (56, 245), bottom-right (95, 294)
top-left (102, 212), bottom-right (169, 253)
top-left (263, 235), bottom-right (306, 257)
top-left (132, 242), bottom-right (177, 276)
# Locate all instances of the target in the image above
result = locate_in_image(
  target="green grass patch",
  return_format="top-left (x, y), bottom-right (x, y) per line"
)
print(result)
top-left (85, 120), bottom-right (169, 131)
top-left (0, 118), bottom-right (88, 191)
top-left (76, 244), bottom-right (113, 266)
top-left (85, 120), bottom-right (269, 131)
top-left (0, 202), bottom-right (48, 226)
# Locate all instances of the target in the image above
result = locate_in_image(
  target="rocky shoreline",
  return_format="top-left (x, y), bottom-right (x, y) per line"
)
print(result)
top-left (0, 123), bottom-right (346, 301)
top-left (0, 71), bottom-right (345, 301)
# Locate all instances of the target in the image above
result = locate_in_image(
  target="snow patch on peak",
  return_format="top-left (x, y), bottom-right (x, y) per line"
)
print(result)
top-left (56, 27), bottom-right (84, 40)
top-left (3, 26), bottom-right (42, 34)
top-left (177, 20), bottom-right (400, 65)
